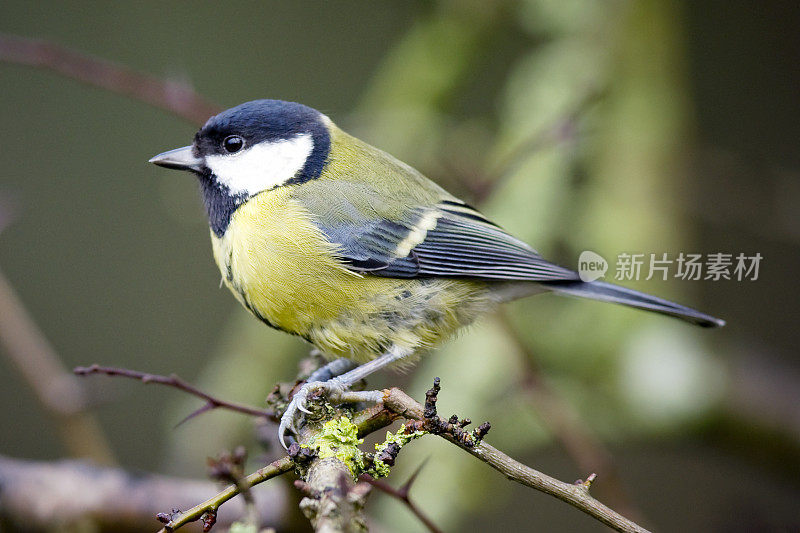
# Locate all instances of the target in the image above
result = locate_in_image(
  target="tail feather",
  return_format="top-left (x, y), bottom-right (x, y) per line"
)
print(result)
top-left (542, 280), bottom-right (725, 328)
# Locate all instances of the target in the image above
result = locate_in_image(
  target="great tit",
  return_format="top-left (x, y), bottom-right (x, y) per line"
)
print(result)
top-left (150, 99), bottom-right (724, 446)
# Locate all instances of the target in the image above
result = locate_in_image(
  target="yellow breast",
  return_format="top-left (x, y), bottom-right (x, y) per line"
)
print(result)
top-left (211, 188), bottom-right (491, 362)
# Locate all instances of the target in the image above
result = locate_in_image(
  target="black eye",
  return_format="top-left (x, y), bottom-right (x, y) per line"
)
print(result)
top-left (222, 135), bottom-right (244, 153)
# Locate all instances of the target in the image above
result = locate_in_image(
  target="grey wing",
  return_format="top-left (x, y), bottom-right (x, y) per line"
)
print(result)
top-left (305, 192), bottom-right (725, 327)
top-left (315, 198), bottom-right (580, 282)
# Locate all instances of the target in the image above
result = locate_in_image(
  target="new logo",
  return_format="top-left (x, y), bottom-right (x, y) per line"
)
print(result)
top-left (578, 250), bottom-right (608, 282)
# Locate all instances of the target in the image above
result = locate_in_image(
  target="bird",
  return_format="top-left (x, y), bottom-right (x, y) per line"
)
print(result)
top-left (150, 99), bottom-right (724, 447)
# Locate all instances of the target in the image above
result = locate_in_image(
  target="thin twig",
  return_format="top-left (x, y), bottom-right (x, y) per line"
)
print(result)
top-left (74, 364), bottom-right (278, 423)
top-left (382, 386), bottom-right (652, 533)
top-left (0, 32), bottom-right (220, 126)
top-left (497, 311), bottom-right (645, 521)
top-left (0, 269), bottom-right (115, 464)
top-left (157, 456), bottom-right (294, 532)
top-left (360, 462), bottom-right (442, 533)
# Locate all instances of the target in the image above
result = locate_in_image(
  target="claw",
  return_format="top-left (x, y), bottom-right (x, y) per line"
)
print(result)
top-left (278, 382), bottom-right (316, 449)
top-left (278, 422), bottom-right (291, 450)
top-left (277, 378), bottom-right (383, 450)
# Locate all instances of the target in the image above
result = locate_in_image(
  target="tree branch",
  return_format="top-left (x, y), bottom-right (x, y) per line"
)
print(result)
top-left (0, 454), bottom-right (288, 532)
top-left (359, 463), bottom-right (442, 533)
top-left (382, 386), bottom-right (652, 533)
top-left (297, 458), bottom-right (369, 533)
top-left (497, 311), bottom-right (645, 521)
top-left (0, 32), bottom-right (220, 126)
top-left (0, 269), bottom-right (115, 465)
top-left (156, 456), bottom-right (294, 532)
top-left (74, 364), bottom-right (278, 423)
top-left (145, 379), bottom-right (650, 533)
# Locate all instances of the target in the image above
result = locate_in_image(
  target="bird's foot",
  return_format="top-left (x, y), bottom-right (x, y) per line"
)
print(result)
top-left (278, 377), bottom-right (383, 449)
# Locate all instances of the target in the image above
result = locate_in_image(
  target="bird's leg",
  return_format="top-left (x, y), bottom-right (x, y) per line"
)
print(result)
top-left (304, 357), bottom-right (358, 383)
top-left (279, 346), bottom-right (411, 448)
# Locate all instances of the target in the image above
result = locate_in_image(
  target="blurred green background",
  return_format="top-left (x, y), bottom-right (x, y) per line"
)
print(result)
top-left (1, 1), bottom-right (798, 531)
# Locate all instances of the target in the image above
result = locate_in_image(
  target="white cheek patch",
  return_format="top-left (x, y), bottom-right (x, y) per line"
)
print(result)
top-left (205, 134), bottom-right (314, 196)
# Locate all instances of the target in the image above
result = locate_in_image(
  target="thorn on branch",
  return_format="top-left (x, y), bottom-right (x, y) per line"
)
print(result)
top-left (359, 463), bottom-right (443, 533)
top-left (400, 459), bottom-right (428, 498)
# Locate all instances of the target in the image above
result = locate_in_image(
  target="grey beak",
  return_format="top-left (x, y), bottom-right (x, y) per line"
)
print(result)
top-left (149, 146), bottom-right (204, 172)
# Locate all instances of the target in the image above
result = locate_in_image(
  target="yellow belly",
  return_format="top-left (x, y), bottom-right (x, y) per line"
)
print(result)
top-left (210, 188), bottom-right (491, 363)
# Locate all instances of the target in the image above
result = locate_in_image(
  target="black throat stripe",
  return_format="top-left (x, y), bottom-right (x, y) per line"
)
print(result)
top-left (200, 125), bottom-right (331, 238)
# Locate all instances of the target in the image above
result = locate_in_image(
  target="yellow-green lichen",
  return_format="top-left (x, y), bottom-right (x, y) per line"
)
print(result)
top-left (369, 423), bottom-right (427, 478)
top-left (307, 417), bottom-right (365, 477)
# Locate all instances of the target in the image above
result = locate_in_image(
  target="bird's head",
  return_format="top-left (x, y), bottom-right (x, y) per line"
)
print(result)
top-left (150, 99), bottom-right (331, 235)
